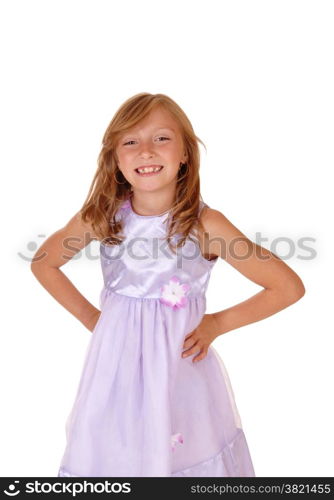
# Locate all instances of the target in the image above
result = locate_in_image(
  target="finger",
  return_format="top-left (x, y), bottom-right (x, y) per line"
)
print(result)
top-left (183, 337), bottom-right (196, 349)
top-left (183, 331), bottom-right (194, 342)
top-left (181, 343), bottom-right (201, 358)
top-left (193, 348), bottom-right (208, 363)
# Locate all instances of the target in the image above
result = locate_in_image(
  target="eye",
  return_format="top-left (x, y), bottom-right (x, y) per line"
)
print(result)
top-left (122, 136), bottom-right (170, 146)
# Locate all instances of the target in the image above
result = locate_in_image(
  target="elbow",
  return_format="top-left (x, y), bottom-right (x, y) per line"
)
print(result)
top-left (30, 257), bottom-right (40, 275)
top-left (269, 277), bottom-right (306, 305)
top-left (30, 248), bottom-right (47, 274)
top-left (30, 257), bottom-right (47, 277)
top-left (30, 262), bottom-right (40, 279)
top-left (286, 277), bottom-right (306, 303)
top-left (298, 281), bottom-right (306, 298)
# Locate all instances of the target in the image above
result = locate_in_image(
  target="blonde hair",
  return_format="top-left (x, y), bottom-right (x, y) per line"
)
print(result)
top-left (80, 92), bottom-right (207, 253)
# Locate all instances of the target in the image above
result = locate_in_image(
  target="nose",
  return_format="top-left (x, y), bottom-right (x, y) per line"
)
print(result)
top-left (139, 151), bottom-right (154, 158)
top-left (138, 139), bottom-right (156, 157)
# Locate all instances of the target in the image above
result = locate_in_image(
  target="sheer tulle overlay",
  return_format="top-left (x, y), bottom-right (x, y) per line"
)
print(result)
top-left (57, 198), bottom-right (255, 477)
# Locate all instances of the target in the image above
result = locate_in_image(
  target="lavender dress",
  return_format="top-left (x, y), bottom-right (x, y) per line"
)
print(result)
top-left (57, 197), bottom-right (255, 477)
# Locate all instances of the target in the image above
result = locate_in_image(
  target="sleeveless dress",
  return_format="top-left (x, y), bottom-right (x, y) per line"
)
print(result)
top-left (57, 197), bottom-right (256, 477)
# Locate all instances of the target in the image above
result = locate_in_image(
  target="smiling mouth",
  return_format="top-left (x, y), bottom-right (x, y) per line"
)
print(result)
top-left (135, 166), bottom-right (164, 176)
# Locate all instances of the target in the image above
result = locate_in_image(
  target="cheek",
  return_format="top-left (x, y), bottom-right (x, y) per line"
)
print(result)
top-left (165, 165), bottom-right (180, 177)
top-left (118, 151), bottom-right (133, 165)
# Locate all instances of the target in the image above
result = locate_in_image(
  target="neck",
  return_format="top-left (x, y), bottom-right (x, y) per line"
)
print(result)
top-left (130, 189), bottom-right (175, 216)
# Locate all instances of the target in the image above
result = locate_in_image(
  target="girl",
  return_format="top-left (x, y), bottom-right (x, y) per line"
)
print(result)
top-left (31, 92), bottom-right (305, 477)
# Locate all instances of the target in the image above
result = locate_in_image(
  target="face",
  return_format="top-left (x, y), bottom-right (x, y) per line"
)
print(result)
top-left (114, 106), bottom-right (187, 193)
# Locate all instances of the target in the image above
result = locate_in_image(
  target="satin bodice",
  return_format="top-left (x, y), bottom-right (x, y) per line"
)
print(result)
top-left (99, 198), bottom-right (218, 299)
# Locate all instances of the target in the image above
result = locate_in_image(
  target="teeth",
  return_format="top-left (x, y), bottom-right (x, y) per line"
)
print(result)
top-left (137, 166), bottom-right (162, 174)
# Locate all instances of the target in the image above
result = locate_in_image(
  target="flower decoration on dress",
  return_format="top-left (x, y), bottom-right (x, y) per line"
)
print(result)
top-left (160, 276), bottom-right (190, 310)
top-left (171, 432), bottom-right (184, 451)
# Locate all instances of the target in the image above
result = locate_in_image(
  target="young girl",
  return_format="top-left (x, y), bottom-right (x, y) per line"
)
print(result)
top-left (31, 92), bottom-right (305, 477)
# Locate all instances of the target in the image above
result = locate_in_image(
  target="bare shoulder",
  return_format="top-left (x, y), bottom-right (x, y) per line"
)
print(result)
top-left (197, 206), bottom-right (226, 261)
top-left (198, 204), bottom-right (263, 261)
top-left (31, 210), bottom-right (99, 270)
top-left (199, 205), bottom-right (256, 260)
top-left (198, 205), bottom-right (305, 297)
top-left (198, 206), bottom-right (233, 241)
top-left (199, 206), bottom-right (226, 227)
top-left (67, 210), bottom-right (99, 240)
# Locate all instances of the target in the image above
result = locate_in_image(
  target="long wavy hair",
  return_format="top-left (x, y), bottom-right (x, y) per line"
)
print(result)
top-left (80, 92), bottom-right (207, 254)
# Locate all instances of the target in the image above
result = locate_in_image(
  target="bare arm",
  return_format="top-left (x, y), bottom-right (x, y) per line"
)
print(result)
top-left (199, 208), bottom-right (306, 336)
top-left (30, 211), bottom-right (101, 332)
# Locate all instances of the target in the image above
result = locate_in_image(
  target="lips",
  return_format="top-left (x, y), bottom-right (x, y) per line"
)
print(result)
top-left (135, 165), bottom-right (164, 176)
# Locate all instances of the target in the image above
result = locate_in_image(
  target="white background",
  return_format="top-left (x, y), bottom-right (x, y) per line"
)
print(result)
top-left (1, 0), bottom-right (333, 477)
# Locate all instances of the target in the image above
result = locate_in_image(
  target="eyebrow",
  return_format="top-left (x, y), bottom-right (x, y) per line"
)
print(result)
top-left (122, 127), bottom-right (176, 137)
top-left (156, 127), bottom-right (176, 132)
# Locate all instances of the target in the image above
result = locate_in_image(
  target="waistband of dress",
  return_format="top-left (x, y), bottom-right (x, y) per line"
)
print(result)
top-left (99, 286), bottom-right (207, 301)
